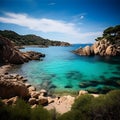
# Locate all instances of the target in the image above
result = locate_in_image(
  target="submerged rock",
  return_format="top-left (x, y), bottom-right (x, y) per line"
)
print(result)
top-left (64, 85), bottom-right (73, 88)
top-left (86, 87), bottom-right (99, 94)
top-left (97, 86), bottom-right (115, 94)
top-left (79, 80), bottom-right (99, 88)
top-left (66, 71), bottom-right (83, 80)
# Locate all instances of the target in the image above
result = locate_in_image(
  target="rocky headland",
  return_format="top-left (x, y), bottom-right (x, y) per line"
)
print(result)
top-left (73, 25), bottom-right (120, 56)
top-left (73, 38), bottom-right (120, 56)
top-left (0, 33), bottom-right (74, 114)
top-left (0, 35), bottom-right (45, 64)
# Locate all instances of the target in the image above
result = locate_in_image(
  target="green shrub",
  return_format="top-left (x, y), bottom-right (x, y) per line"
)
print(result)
top-left (1, 90), bottom-right (120, 120)
top-left (0, 99), bottom-right (52, 120)
top-left (31, 105), bottom-right (52, 120)
top-left (72, 94), bottom-right (94, 112)
top-left (59, 90), bottom-right (120, 120)
top-left (58, 110), bottom-right (81, 120)
top-left (0, 100), bottom-right (12, 120)
top-left (10, 99), bottom-right (31, 120)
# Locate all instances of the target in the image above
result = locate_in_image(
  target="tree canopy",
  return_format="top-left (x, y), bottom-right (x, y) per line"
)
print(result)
top-left (95, 25), bottom-right (120, 44)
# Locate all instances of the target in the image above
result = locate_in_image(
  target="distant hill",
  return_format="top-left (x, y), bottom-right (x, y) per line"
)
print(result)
top-left (0, 30), bottom-right (70, 46)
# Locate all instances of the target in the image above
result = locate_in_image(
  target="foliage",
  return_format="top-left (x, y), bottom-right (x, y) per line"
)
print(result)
top-left (58, 90), bottom-right (120, 120)
top-left (10, 99), bottom-right (31, 120)
top-left (0, 30), bottom-right (68, 46)
top-left (31, 106), bottom-right (52, 120)
top-left (95, 25), bottom-right (120, 44)
top-left (0, 99), bottom-right (52, 120)
top-left (0, 90), bottom-right (120, 120)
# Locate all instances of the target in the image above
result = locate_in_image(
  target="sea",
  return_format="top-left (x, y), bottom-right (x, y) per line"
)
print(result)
top-left (9, 44), bottom-right (120, 94)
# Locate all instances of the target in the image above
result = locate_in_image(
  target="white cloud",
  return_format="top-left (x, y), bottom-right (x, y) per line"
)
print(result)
top-left (0, 12), bottom-right (77, 34)
top-left (73, 13), bottom-right (86, 22)
top-left (80, 15), bottom-right (84, 19)
top-left (0, 12), bottom-right (102, 43)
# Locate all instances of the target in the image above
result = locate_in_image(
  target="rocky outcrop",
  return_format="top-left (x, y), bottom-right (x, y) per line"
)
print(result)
top-left (73, 39), bottom-right (120, 56)
top-left (0, 35), bottom-right (45, 64)
top-left (2, 96), bottom-right (19, 105)
top-left (0, 75), bottom-right (29, 99)
top-left (0, 73), bottom-right (49, 106)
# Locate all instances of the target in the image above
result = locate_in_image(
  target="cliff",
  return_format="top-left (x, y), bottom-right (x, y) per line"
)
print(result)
top-left (0, 35), bottom-right (45, 64)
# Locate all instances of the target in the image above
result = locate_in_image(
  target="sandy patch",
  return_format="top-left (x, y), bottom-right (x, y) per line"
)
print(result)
top-left (44, 95), bottom-right (75, 114)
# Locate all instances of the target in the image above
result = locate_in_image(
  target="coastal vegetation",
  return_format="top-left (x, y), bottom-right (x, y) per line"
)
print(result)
top-left (58, 90), bottom-right (120, 120)
top-left (73, 25), bottom-right (120, 56)
top-left (96, 25), bottom-right (120, 45)
top-left (0, 90), bottom-right (120, 120)
top-left (0, 30), bottom-right (70, 46)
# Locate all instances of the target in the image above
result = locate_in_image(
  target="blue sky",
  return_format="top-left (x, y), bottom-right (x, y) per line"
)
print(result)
top-left (0, 0), bottom-right (120, 43)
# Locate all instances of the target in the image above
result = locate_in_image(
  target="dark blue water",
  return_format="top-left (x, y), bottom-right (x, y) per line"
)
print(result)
top-left (10, 44), bottom-right (120, 94)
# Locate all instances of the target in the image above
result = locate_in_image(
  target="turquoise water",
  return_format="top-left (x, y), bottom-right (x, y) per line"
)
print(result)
top-left (10, 44), bottom-right (120, 93)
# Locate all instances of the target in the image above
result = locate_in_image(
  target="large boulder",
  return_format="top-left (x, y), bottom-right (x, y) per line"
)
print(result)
top-left (28, 98), bottom-right (37, 105)
top-left (0, 79), bottom-right (29, 99)
top-left (38, 96), bottom-right (48, 105)
top-left (2, 96), bottom-right (19, 105)
top-left (78, 90), bottom-right (88, 96)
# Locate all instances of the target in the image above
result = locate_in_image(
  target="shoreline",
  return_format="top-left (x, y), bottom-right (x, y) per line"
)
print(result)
top-left (0, 64), bottom-right (76, 114)
top-left (0, 64), bottom-right (99, 114)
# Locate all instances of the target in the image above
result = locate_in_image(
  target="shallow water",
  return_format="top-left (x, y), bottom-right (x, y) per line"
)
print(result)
top-left (10, 44), bottom-right (120, 94)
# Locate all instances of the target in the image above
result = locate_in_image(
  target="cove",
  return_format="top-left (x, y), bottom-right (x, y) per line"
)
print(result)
top-left (10, 44), bottom-right (120, 94)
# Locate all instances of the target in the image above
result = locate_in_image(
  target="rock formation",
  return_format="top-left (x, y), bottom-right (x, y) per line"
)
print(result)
top-left (0, 74), bottom-right (29, 99)
top-left (73, 38), bottom-right (120, 56)
top-left (0, 35), bottom-right (45, 64)
top-left (0, 73), bottom-right (49, 106)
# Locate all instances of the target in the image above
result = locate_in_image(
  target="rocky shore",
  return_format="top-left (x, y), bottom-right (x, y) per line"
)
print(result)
top-left (0, 35), bottom-right (45, 64)
top-left (0, 68), bottom-right (74, 112)
top-left (0, 72), bottom-right (51, 106)
top-left (73, 38), bottom-right (120, 56)
top-left (0, 65), bottom-right (99, 114)
top-left (0, 33), bottom-right (100, 114)
top-left (0, 35), bottom-right (74, 114)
